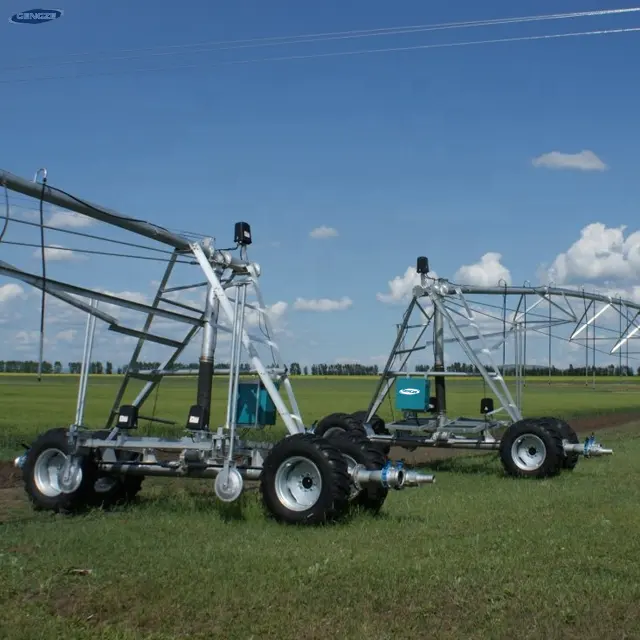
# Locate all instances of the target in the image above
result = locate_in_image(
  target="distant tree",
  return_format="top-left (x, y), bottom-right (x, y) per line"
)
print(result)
top-left (106, 361), bottom-right (113, 375)
top-left (289, 362), bottom-right (301, 375)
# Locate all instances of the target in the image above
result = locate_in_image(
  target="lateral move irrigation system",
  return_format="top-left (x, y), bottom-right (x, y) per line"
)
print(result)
top-left (1, 167), bottom-right (434, 525)
top-left (313, 257), bottom-right (632, 477)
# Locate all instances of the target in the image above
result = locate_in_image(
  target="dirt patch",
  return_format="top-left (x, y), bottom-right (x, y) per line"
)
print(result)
top-left (568, 411), bottom-right (640, 434)
top-left (0, 460), bottom-right (21, 489)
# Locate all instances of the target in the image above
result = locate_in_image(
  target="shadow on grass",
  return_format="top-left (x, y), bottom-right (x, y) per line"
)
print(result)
top-left (401, 454), bottom-right (503, 477)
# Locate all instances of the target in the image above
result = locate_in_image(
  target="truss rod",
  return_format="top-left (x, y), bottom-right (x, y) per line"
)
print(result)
top-left (441, 284), bottom-right (640, 313)
top-left (0, 259), bottom-right (118, 324)
top-left (0, 169), bottom-right (192, 250)
top-left (0, 262), bottom-right (203, 326)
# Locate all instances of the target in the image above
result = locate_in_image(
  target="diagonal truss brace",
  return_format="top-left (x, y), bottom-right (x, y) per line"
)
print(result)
top-left (191, 243), bottom-right (303, 436)
top-left (435, 287), bottom-right (522, 422)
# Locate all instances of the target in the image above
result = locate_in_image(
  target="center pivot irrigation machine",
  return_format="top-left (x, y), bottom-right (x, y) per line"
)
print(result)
top-left (1, 168), bottom-right (433, 525)
top-left (312, 257), bottom-right (628, 479)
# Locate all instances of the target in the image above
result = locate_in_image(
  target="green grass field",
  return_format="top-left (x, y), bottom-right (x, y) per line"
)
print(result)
top-left (2, 374), bottom-right (640, 458)
top-left (2, 375), bottom-right (640, 639)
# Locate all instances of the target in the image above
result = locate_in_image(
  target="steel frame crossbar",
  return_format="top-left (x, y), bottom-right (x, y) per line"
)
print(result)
top-left (0, 168), bottom-right (305, 440)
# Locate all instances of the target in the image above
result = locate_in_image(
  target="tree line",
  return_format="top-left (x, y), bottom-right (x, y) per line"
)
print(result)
top-left (1, 359), bottom-right (638, 377)
top-left (415, 362), bottom-right (638, 376)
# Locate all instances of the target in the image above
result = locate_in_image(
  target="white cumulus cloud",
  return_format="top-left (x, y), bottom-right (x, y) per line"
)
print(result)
top-left (0, 282), bottom-right (26, 304)
top-left (454, 252), bottom-right (512, 287)
top-left (48, 210), bottom-right (95, 228)
top-left (309, 225), bottom-right (338, 239)
top-left (32, 244), bottom-right (86, 262)
top-left (245, 300), bottom-right (289, 333)
top-left (544, 223), bottom-right (640, 285)
top-left (293, 296), bottom-right (352, 312)
top-left (531, 150), bottom-right (607, 172)
top-left (376, 266), bottom-right (439, 304)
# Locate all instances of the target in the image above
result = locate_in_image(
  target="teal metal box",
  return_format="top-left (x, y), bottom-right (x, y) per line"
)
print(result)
top-left (236, 380), bottom-right (279, 426)
top-left (395, 377), bottom-right (430, 412)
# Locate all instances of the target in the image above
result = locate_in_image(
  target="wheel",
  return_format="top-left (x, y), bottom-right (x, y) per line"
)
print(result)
top-left (21, 428), bottom-right (101, 513)
top-left (313, 412), bottom-right (357, 439)
top-left (499, 418), bottom-right (564, 479)
top-left (315, 411), bottom-right (390, 456)
top-left (260, 433), bottom-right (351, 525)
top-left (559, 422), bottom-right (580, 471)
top-left (89, 430), bottom-right (144, 508)
top-left (326, 429), bottom-right (388, 515)
top-left (521, 417), bottom-right (580, 471)
top-left (350, 410), bottom-right (391, 456)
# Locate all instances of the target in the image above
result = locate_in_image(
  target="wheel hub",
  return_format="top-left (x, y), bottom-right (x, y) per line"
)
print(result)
top-left (275, 456), bottom-right (323, 512)
top-left (511, 434), bottom-right (547, 471)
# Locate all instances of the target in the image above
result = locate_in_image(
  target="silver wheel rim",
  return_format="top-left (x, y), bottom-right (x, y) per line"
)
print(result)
top-left (33, 448), bottom-right (68, 497)
top-left (343, 454), bottom-right (360, 500)
top-left (274, 456), bottom-right (323, 511)
top-left (511, 434), bottom-right (546, 471)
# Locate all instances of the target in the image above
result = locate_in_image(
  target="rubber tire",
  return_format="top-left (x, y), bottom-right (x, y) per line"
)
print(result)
top-left (315, 411), bottom-right (390, 456)
top-left (260, 433), bottom-right (351, 525)
top-left (499, 418), bottom-right (565, 479)
top-left (326, 429), bottom-right (389, 515)
top-left (350, 410), bottom-right (391, 456)
top-left (559, 422), bottom-right (580, 471)
top-left (313, 412), bottom-right (357, 439)
top-left (523, 417), bottom-right (580, 471)
top-left (22, 427), bottom-right (101, 513)
top-left (89, 430), bottom-right (144, 508)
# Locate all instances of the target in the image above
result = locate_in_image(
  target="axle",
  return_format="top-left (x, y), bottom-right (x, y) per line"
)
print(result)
top-left (10, 455), bottom-right (434, 492)
top-left (95, 460), bottom-right (434, 489)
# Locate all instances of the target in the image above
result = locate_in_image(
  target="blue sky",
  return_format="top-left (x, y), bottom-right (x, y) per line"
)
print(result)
top-left (1, 0), bottom-right (640, 371)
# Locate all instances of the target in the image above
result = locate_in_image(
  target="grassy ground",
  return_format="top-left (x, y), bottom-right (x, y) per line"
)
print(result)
top-left (2, 374), bottom-right (640, 457)
top-left (2, 376), bottom-right (640, 638)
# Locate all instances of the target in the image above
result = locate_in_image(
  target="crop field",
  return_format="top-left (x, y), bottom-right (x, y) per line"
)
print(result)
top-left (2, 374), bottom-right (640, 639)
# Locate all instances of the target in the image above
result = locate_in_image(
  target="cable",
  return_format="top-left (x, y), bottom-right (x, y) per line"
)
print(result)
top-left (3, 6), bottom-right (638, 72)
top-left (0, 214), bottom-right (182, 256)
top-left (1, 26), bottom-right (639, 85)
top-left (0, 184), bottom-right (9, 244)
top-left (2, 7), bottom-right (638, 73)
top-left (18, 180), bottom-right (194, 251)
top-left (37, 177), bottom-right (47, 383)
top-left (1, 240), bottom-right (195, 263)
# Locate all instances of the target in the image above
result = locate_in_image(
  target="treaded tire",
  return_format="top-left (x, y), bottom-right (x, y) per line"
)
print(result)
top-left (313, 412), bottom-right (356, 439)
top-left (22, 428), bottom-right (100, 513)
top-left (499, 418), bottom-right (564, 479)
top-left (326, 429), bottom-right (388, 514)
top-left (350, 410), bottom-right (391, 456)
top-left (523, 417), bottom-right (580, 471)
top-left (89, 430), bottom-right (144, 508)
top-left (260, 433), bottom-right (351, 525)
top-left (560, 422), bottom-right (580, 471)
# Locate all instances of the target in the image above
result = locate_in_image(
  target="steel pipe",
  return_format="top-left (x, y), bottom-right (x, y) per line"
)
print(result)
top-left (354, 465), bottom-right (435, 489)
top-left (563, 443), bottom-right (612, 456)
top-left (98, 462), bottom-right (264, 479)
top-left (0, 169), bottom-right (192, 250)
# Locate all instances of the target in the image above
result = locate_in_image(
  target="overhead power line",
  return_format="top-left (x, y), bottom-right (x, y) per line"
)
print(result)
top-left (1, 26), bottom-right (639, 85)
top-left (1, 6), bottom-right (639, 73)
